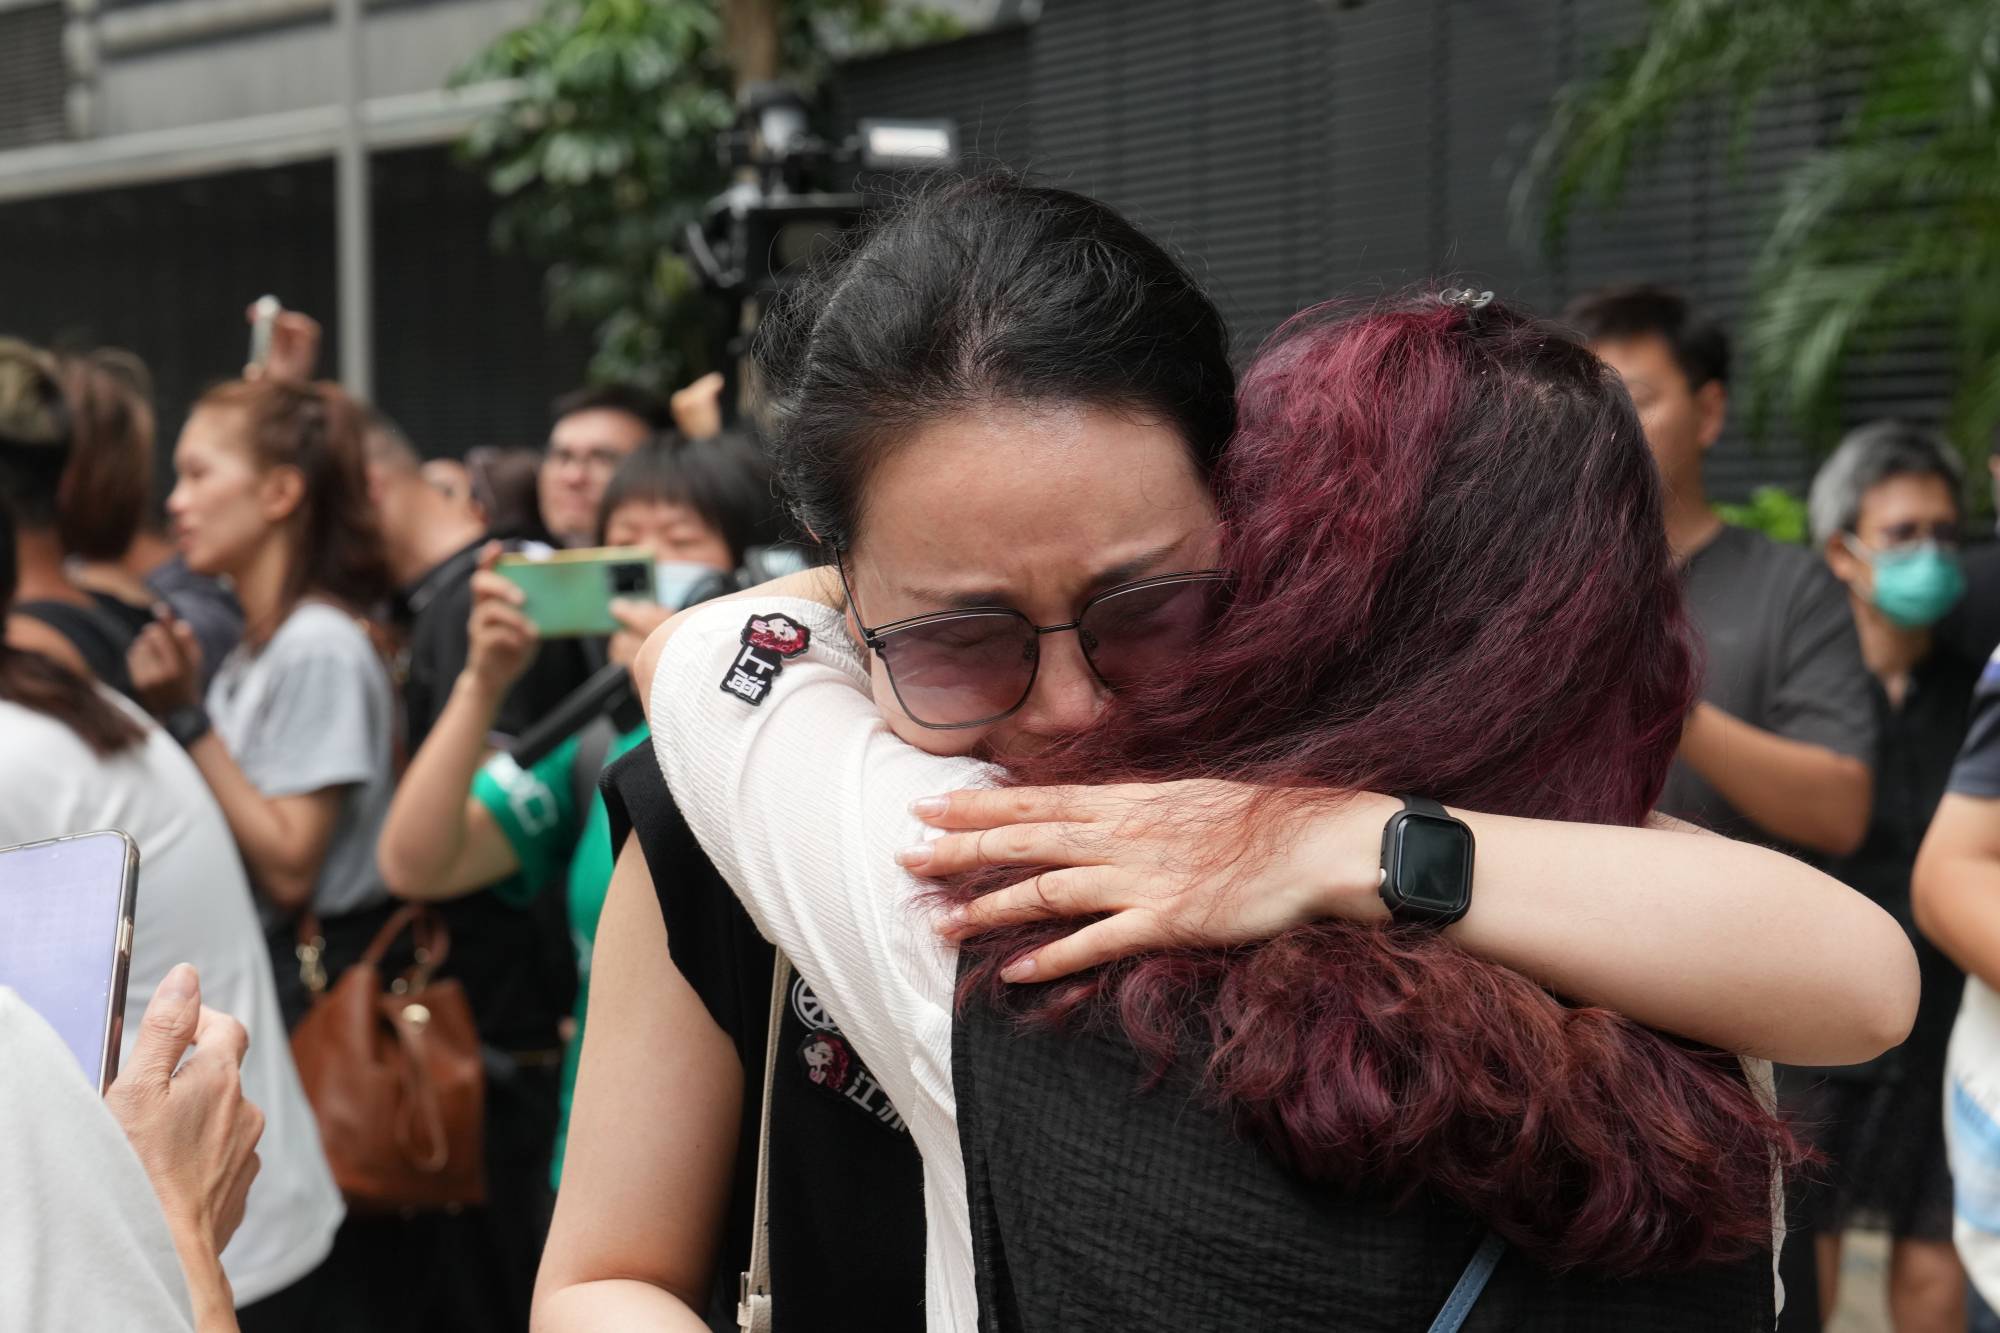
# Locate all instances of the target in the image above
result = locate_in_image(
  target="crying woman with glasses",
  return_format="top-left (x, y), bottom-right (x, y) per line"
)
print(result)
top-left (536, 175), bottom-right (1919, 1333)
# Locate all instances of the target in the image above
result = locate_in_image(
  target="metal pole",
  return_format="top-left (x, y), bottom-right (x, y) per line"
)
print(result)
top-left (334, 0), bottom-right (372, 398)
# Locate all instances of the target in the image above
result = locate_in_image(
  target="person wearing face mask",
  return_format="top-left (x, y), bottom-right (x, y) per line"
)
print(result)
top-left (376, 436), bottom-right (773, 1193)
top-left (1800, 422), bottom-right (1974, 1332)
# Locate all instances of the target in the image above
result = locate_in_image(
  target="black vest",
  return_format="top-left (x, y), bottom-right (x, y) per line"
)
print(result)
top-left (953, 985), bottom-right (1776, 1333)
top-left (602, 746), bottom-right (928, 1333)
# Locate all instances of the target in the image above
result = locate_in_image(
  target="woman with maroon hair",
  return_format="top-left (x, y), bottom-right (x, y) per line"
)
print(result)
top-left (549, 176), bottom-right (1914, 1332)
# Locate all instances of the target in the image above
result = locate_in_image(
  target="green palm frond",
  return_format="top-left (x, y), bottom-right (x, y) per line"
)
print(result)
top-left (1523, 0), bottom-right (2000, 468)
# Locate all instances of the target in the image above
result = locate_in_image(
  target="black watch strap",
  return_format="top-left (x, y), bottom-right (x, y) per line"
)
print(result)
top-left (162, 703), bottom-right (213, 749)
top-left (1400, 795), bottom-right (1448, 819)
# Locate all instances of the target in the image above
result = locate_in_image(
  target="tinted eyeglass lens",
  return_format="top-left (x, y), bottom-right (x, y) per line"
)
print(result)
top-left (877, 612), bottom-right (1038, 727)
top-left (1079, 577), bottom-right (1222, 687)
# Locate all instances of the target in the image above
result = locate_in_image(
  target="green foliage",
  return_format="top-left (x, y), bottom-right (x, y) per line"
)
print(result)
top-left (455, 0), bottom-right (957, 392)
top-left (1521, 0), bottom-right (2000, 473)
top-left (1714, 485), bottom-right (1809, 546)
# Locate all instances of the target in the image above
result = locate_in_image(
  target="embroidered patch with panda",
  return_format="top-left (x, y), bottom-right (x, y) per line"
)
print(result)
top-left (719, 612), bottom-right (812, 707)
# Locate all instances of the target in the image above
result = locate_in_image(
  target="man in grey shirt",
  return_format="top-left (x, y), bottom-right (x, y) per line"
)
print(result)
top-left (1567, 285), bottom-right (1874, 857)
top-left (1568, 285), bottom-right (1876, 1333)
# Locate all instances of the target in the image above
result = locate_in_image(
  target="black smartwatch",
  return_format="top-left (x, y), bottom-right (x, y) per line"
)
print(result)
top-left (161, 703), bottom-right (213, 750)
top-left (1378, 795), bottom-right (1475, 927)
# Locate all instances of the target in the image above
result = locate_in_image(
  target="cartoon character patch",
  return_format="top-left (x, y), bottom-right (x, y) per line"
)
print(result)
top-left (798, 1030), bottom-right (856, 1093)
top-left (720, 612), bottom-right (812, 706)
top-left (788, 975), bottom-right (908, 1133)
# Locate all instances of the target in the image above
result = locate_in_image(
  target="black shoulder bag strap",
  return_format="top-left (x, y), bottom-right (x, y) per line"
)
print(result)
top-left (568, 715), bottom-right (619, 822)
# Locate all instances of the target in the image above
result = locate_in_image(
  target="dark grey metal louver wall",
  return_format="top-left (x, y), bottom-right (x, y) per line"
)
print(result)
top-left (0, 161), bottom-right (339, 496)
top-left (0, 149), bottom-right (588, 483)
top-left (368, 146), bottom-right (592, 457)
top-left (0, 3), bottom-right (68, 152)
top-left (837, 0), bottom-right (1958, 499)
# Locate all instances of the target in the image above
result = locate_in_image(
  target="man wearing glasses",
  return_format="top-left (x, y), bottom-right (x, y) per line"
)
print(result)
top-left (1806, 423), bottom-right (1974, 1333)
top-left (538, 384), bottom-right (671, 547)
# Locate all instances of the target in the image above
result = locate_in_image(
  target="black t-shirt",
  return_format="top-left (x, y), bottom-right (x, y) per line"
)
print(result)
top-left (13, 597), bottom-right (140, 698)
top-left (1822, 648), bottom-right (1977, 1080)
top-left (955, 995), bottom-right (1774, 1332)
top-left (1938, 539), bottom-right (2000, 667)
top-left (1658, 525), bottom-right (1876, 849)
top-left (392, 539), bottom-right (597, 1051)
top-left (600, 744), bottom-right (927, 1333)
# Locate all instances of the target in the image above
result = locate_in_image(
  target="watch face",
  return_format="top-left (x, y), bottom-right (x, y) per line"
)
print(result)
top-left (1389, 812), bottom-right (1473, 913)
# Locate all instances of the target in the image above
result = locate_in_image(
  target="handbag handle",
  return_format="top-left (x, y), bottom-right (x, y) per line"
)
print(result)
top-left (361, 903), bottom-right (452, 990)
top-left (293, 904), bottom-right (453, 997)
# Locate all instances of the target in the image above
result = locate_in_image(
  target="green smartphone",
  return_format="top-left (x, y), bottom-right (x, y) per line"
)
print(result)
top-left (493, 546), bottom-right (656, 638)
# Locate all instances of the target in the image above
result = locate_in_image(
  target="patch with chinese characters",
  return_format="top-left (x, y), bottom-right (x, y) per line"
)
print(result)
top-left (719, 612), bottom-right (812, 706)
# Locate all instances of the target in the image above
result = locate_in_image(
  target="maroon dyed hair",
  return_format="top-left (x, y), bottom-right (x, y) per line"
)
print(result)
top-left (941, 295), bottom-right (1803, 1275)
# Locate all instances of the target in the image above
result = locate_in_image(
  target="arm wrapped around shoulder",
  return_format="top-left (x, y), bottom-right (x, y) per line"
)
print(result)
top-left (948, 908), bottom-right (1802, 1277)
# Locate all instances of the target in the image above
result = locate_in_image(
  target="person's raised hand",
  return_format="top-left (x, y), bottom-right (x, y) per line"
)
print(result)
top-left (243, 305), bottom-right (321, 384)
top-left (465, 541), bottom-right (539, 697)
top-left (609, 598), bottom-right (672, 670)
top-left (105, 964), bottom-right (265, 1253)
top-left (670, 371), bottom-right (726, 440)
top-left (128, 607), bottom-right (202, 716)
top-left (904, 781), bottom-right (1400, 982)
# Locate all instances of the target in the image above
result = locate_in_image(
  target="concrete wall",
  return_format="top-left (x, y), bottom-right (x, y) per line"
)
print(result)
top-left (90, 0), bottom-right (537, 137)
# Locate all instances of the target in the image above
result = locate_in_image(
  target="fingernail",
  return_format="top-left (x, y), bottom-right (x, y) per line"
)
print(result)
top-left (910, 796), bottom-right (948, 818)
top-left (1000, 956), bottom-right (1038, 984)
top-left (158, 963), bottom-right (197, 1006)
top-left (895, 843), bottom-right (933, 869)
top-left (935, 906), bottom-right (967, 936)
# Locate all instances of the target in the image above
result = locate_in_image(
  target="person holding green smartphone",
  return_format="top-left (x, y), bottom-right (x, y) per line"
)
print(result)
top-left (376, 435), bottom-right (775, 1188)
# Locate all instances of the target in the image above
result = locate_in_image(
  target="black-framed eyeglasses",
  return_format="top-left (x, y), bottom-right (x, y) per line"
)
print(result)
top-left (1867, 520), bottom-right (1961, 550)
top-left (835, 558), bottom-right (1229, 730)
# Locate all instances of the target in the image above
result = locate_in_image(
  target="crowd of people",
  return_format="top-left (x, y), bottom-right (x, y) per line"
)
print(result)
top-left (3, 171), bottom-right (2000, 1332)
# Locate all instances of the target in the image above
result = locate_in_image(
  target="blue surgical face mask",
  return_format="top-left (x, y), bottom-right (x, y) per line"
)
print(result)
top-left (1843, 536), bottom-right (1966, 628)
top-left (653, 560), bottom-right (732, 611)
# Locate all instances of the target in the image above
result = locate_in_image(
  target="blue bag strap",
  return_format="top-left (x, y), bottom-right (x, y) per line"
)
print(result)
top-left (1425, 1231), bottom-right (1507, 1333)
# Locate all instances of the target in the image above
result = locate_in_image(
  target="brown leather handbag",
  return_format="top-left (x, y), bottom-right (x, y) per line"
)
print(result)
top-left (290, 904), bottom-right (486, 1211)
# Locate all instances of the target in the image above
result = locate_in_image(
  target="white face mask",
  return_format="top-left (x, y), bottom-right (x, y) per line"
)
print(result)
top-left (653, 560), bottom-right (733, 611)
